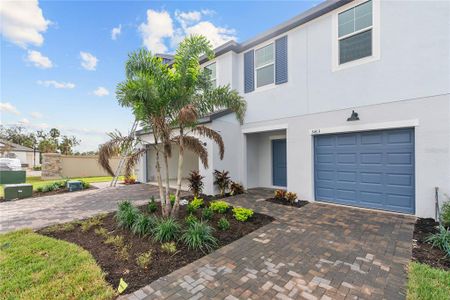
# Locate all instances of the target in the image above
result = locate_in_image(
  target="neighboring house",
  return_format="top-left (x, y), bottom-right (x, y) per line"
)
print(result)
top-left (0, 139), bottom-right (40, 168)
top-left (136, 0), bottom-right (450, 218)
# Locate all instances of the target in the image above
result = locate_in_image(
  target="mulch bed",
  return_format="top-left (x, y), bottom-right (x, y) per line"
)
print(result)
top-left (39, 199), bottom-right (273, 294)
top-left (411, 218), bottom-right (450, 270)
top-left (266, 197), bottom-right (309, 208)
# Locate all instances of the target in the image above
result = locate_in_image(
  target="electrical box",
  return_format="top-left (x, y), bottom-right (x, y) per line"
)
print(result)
top-left (67, 180), bottom-right (83, 192)
top-left (4, 184), bottom-right (33, 201)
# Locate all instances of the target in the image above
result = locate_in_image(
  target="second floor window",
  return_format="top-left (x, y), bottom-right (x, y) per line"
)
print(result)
top-left (205, 62), bottom-right (217, 87)
top-left (338, 0), bottom-right (373, 64)
top-left (255, 43), bottom-right (274, 88)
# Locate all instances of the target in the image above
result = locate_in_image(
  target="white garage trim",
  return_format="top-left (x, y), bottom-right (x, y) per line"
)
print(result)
top-left (308, 119), bottom-right (419, 135)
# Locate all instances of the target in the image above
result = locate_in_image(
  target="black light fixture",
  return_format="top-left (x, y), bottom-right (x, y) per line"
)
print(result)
top-left (347, 110), bottom-right (360, 121)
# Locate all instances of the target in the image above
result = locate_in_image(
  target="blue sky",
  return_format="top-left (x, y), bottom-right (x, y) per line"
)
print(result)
top-left (1, 0), bottom-right (319, 151)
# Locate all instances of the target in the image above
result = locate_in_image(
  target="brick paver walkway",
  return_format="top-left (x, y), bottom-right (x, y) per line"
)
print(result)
top-left (0, 184), bottom-right (162, 233)
top-left (121, 188), bottom-right (415, 300)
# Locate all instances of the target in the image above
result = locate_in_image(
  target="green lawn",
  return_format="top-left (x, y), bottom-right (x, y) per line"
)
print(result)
top-left (0, 176), bottom-right (124, 198)
top-left (407, 262), bottom-right (450, 300)
top-left (0, 229), bottom-right (115, 300)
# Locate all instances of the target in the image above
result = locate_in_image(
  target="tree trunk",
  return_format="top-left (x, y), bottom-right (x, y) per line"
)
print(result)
top-left (172, 128), bottom-right (184, 217)
top-left (154, 149), bottom-right (168, 217)
top-left (163, 148), bottom-right (172, 214)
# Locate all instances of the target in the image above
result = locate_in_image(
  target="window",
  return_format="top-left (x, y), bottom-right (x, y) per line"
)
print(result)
top-left (255, 43), bottom-right (274, 88)
top-left (205, 62), bottom-right (216, 87)
top-left (338, 0), bottom-right (373, 64)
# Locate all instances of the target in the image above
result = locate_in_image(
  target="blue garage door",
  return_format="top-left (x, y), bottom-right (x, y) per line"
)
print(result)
top-left (314, 128), bottom-right (415, 214)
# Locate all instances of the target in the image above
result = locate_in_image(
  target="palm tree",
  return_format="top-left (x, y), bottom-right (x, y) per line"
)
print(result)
top-left (168, 35), bottom-right (246, 216)
top-left (99, 35), bottom-right (246, 218)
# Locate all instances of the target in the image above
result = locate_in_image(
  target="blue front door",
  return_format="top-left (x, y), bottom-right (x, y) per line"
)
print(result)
top-left (314, 128), bottom-right (415, 214)
top-left (272, 139), bottom-right (287, 187)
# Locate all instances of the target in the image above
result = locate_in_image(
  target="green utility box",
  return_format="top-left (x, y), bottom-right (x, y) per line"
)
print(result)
top-left (4, 184), bottom-right (33, 201)
top-left (0, 171), bottom-right (26, 184)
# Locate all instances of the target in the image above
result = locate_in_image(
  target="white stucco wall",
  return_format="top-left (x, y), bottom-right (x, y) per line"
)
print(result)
top-left (242, 94), bottom-right (450, 218)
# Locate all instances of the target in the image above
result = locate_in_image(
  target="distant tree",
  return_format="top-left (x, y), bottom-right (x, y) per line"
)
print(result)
top-left (0, 125), bottom-right (38, 149)
top-left (58, 135), bottom-right (80, 155)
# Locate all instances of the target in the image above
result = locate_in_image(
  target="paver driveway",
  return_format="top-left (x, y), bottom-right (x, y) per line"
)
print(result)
top-left (0, 184), bottom-right (162, 233)
top-left (121, 188), bottom-right (415, 300)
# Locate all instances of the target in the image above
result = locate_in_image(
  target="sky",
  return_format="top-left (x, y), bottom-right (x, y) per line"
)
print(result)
top-left (1, 0), bottom-right (319, 151)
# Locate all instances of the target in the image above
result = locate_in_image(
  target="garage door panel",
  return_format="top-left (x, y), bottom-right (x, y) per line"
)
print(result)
top-left (314, 128), bottom-right (415, 214)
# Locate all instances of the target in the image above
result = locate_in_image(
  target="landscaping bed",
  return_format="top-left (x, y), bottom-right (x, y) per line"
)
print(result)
top-left (266, 197), bottom-right (309, 208)
top-left (39, 199), bottom-right (273, 294)
top-left (411, 218), bottom-right (450, 270)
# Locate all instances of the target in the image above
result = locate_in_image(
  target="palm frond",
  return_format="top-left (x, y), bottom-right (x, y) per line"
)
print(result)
top-left (192, 125), bottom-right (224, 159)
top-left (124, 148), bottom-right (147, 178)
top-left (175, 136), bottom-right (208, 168)
top-left (178, 104), bottom-right (198, 125)
top-left (98, 139), bottom-right (121, 176)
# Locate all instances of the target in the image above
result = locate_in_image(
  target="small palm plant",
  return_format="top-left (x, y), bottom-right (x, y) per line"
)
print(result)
top-left (213, 170), bottom-right (231, 196)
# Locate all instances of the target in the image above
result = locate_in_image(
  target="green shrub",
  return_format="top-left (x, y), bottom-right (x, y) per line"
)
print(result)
top-left (426, 225), bottom-right (450, 257)
top-left (185, 214), bottom-right (198, 226)
top-left (131, 214), bottom-right (155, 236)
top-left (116, 201), bottom-right (139, 229)
top-left (181, 221), bottom-right (218, 253)
top-left (217, 217), bottom-right (230, 231)
top-left (104, 235), bottom-right (124, 248)
top-left (35, 186), bottom-right (44, 193)
top-left (148, 196), bottom-right (157, 213)
top-left (80, 217), bottom-right (103, 232)
top-left (202, 207), bottom-right (213, 220)
top-left (169, 194), bottom-right (176, 206)
top-left (136, 250), bottom-right (153, 269)
top-left (232, 207), bottom-right (254, 222)
top-left (94, 227), bottom-right (109, 239)
top-left (152, 218), bottom-right (181, 242)
top-left (441, 201), bottom-right (450, 228)
top-left (210, 200), bottom-right (230, 213)
top-left (80, 180), bottom-right (90, 189)
top-left (161, 242), bottom-right (177, 254)
top-left (190, 197), bottom-right (204, 209)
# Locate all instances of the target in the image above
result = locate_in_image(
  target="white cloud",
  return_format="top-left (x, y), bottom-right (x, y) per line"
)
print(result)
top-left (26, 50), bottom-right (53, 68)
top-left (19, 118), bottom-right (30, 125)
top-left (0, 102), bottom-right (20, 115)
top-left (111, 24), bottom-right (122, 40)
top-left (139, 9), bottom-right (235, 53)
top-left (80, 51), bottom-right (98, 70)
top-left (139, 10), bottom-right (174, 53)
top-left (30, 111), bottom-right (43, 119)
top-left (37, 80), bottom-right (75, 89)
top-left (0, 0), bottom-right (51, 48)
top-left (93, 87), bottom-right (109, 97)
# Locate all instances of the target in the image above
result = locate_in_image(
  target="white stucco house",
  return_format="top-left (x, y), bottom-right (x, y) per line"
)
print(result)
top-left (0, 139), bottom-right (40, 168)
top-left (136, 0), bottom-right (450, 218)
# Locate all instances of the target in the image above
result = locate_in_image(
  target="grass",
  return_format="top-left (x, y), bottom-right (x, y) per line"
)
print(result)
top-left (0, 175), bottom-right (124, 198)
top-left (407, 262), bottom-right (450, 300)
top-left (0, 229), bottom-right (115, 300)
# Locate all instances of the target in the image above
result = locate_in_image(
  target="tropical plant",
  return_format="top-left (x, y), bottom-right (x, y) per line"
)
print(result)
top-left (217, 217), bottom-right (230, 231)
top-left (188, 170), bottom-right (204, 197)
top-left (116, 201), bottom-right (140, 229)
top-left (100, 35), bottom-right (246, 218)
top-left (152, 218), bottom-right (181, 242)
top-left (131, 214), bottom-right (156, 236)
top-left (425, 225), bottom-right (450, 257)
top-left (230, 181), bottom-right (244, 195)
top-left (213, 170), bottom-right (231, 196)
top-left (148, 197), bottom-right (158, 213)
top-left (202, 207), bottom-right (214, 220)
top-left (232, 207), bottom-right (254, 222)
top-left (274, 189), bottom-right (286, 200)
top-left (161, 242), bottom-right (177, 254)
top-left (190, 197), bottom-right (204, 209)
top-left (285, 192), bottom-right (297, 204)
top-left (181, 221), bottom-right (218, 253)
top-left (80, 180), bottom-right (90, 189)
top-left (169, 194), bottom-right (176, 206)
top-left (210, 200), bottom-right (230, 213)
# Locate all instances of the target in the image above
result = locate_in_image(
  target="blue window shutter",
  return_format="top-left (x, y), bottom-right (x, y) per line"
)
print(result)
top-left (275, 35), bottom-right (288, 85)
top-left (244, 50), bottom-right (254, 93)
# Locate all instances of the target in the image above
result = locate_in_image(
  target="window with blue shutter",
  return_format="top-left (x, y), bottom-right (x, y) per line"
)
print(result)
top-left (275, 35), bottom-right (288, 84)
top-left (244, 50), bottom-right (255, 93)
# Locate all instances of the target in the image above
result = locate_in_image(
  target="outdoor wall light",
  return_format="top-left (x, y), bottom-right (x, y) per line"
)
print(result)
top-left (347, 110), bottom-right (360, 121)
